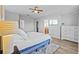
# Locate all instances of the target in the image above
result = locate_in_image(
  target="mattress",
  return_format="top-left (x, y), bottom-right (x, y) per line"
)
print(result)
top-left (9, 32), bottom-right (51, 53)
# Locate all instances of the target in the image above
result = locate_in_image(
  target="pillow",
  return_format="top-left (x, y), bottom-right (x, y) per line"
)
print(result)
top-left (12, 34), bottom-right (24, 41)
top-left (16, 29), bottom-right (28, 40)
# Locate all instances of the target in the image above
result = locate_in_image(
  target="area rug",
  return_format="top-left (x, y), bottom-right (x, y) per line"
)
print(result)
top-left (46, 43), bottom-right (60, 54)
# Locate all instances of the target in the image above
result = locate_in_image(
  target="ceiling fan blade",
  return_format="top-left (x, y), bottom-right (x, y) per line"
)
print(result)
top-left (35, 6), bottom-right (38, 8)
top-left (32, 10), bottom-right (34, 12)
top-left (29, 8), bottom-right (33, 10)
top-left (38, 10), bottom-right (43, 12)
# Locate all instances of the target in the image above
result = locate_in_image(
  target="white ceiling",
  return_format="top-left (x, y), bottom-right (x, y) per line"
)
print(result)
top-left (5, 5), bottom-right (78, 19)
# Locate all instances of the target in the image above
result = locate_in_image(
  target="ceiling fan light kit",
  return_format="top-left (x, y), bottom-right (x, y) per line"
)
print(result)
top-left (29, 6), bottom-right (43, 14)
top-left (34, 11), bottom-right (38, 13)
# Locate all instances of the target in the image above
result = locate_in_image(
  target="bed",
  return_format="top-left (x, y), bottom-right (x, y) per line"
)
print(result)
top-left (0, 21), bottom-right (52, 54)
top-left (9, 31), bottom-right (51, 54)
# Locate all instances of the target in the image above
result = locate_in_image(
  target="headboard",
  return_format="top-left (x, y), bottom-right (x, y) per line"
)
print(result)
top-left (0, 21), bottom-right (18, 35)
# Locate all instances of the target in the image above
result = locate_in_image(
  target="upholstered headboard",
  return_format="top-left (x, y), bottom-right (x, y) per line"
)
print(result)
top-left (0, 21), bottom-right (18, 35)
top-left (0, 21), bottom-right (18, 54)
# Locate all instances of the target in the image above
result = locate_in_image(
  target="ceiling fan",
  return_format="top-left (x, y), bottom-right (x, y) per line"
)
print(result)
top-left (29, 6), bottom-right (43, 14)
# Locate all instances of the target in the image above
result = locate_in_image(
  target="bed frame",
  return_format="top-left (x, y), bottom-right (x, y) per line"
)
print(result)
top-left (12, 39), bottom-right (50, 54)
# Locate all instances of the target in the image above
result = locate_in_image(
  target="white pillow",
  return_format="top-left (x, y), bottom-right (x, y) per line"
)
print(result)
top-left (12, 34), bottom-right (24, 41)
top-left (16, 29), bottom-right (28, 40)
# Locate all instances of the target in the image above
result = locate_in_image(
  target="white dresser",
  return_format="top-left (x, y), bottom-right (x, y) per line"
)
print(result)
top-left (62, 26), bottom-right (78, 42)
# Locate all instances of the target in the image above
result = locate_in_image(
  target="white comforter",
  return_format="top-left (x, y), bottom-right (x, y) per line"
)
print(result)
top-left (9, 32), bottom-right (52, 53)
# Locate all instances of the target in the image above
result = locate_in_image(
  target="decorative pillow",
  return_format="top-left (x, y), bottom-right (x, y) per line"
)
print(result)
top-left (16, 29), bottom-right (28, 40)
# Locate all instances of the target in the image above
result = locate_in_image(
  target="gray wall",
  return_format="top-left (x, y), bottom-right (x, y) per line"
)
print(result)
top-left (78, 12), bottom-right (79, 26)
top-left (5, 11), bottom-right (19, 21)
top-left (5, 11), bottom-right (35, 32)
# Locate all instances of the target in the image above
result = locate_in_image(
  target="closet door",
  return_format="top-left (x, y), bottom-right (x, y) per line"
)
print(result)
top-left (24, 19), bottom-right (35, 32)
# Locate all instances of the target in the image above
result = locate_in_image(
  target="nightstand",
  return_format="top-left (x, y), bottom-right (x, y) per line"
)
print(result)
top-left (0, 36), bottom-right (3, 54)
top-left (0, 34), bottom-right (13, 54)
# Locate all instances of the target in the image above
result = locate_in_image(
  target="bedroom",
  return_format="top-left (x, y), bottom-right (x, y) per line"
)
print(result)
top-left (0, 5), bottom-right (78, 54)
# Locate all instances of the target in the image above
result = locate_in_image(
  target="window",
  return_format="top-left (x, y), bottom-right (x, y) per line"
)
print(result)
top-left (44, 19), bottom-right (58, 27)
top-left (50, 20), bottom-right (58, 25)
